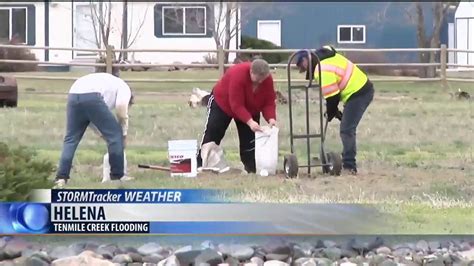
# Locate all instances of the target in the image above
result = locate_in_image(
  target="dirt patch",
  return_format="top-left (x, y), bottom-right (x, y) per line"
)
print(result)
top-left (179, 162), bottom-right (473, 203)
top-left (67, 157), bottom-right (473, 204)
top-left (283, 163), bottom-right (472, 202)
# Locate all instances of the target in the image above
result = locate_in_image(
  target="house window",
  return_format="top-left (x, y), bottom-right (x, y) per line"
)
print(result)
top-left (162, 6), bottom-right (206, 36)
top-left (337, 25), bottom-right (366, 44)
top-left (0, 7), bottom-right (27, 43)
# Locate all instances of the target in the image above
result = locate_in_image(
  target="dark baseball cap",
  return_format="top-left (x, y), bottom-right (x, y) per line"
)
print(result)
top-left (295, 50), bottom-right (309, 67)
top-left (295, 46), bottom-right (337, 66)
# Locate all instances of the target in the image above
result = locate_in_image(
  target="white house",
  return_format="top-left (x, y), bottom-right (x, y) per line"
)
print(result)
top-left (0, 1), bottom-right (240, 65)
top-left (454, 1), bottom-right (474, 67)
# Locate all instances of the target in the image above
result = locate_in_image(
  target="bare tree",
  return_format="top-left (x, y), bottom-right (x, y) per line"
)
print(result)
top-left (157, 2), bottom-right (284, 64)
top-left (209, 2), bottom-right (277, 64)
top-left (88, 1), bottom-right (112, 60)
top-left (157, 2), bottom-right (242, 64)
top-left (209, 2), bottom-right (239, 64)
top-left (87, 1), bottom-right (147, 64)
top-left (117, 1), bottom-right (149, 62)
top-left (210, 2), bottom-right (287, 64)
top-left (369, 2), bottom-right (459, 77)
top-left (404, 2), bottom-right (459, 78)
top-left (154, 2), bottom-right (235, 64)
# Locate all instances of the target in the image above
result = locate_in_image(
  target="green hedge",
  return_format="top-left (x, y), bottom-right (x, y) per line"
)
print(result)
top-left (239, 35), bottom-right (286, 64)
top-left (0, 142), bottom-right (55, 201)
top-left (0, 37), bottom-right (38, 72)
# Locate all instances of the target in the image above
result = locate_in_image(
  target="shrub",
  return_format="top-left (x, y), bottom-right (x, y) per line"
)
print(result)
top-left (0, 142), bottom-right (55, 201)
top-left (0, 36), bottom-right (38, 72)
top-left (239, 35), bottom-right (285, 64)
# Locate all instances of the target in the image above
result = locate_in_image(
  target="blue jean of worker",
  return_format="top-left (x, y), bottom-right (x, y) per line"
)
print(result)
top-left (56, 93), bottom-right (124, 180)
top-left (340, 82), bottom-right (374, 170)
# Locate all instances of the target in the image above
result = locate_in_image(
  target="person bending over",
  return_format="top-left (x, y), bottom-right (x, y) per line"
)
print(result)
top-left (197, 59), bottom-right (277, 174)
top-left (55, 71), bottom-right (133, 187)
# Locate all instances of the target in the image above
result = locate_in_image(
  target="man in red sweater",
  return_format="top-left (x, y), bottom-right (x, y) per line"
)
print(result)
top-left (197, 59), bottom-right (277, 173)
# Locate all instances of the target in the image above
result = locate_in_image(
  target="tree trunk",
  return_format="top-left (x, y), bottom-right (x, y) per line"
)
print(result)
top-left (427, 2), bottom-right (445, 78)
top-left (415, 2), bottom-right (429, 78)
top-left (415, 2), bottom-right (448, 78)
top-left (120, 0), bottom-right (128, 61)
top-left (223, 4), bottom-right (232, 64)
top-left (104, 1), bottom-right (112, 49)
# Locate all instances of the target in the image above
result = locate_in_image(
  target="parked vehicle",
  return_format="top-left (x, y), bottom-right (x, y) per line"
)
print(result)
top-left (0, 75), bottom-right (18, 107)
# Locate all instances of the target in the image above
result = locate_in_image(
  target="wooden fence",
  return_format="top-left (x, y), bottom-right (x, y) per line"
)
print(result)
top-left (0, 44), bottom-right (473, 85)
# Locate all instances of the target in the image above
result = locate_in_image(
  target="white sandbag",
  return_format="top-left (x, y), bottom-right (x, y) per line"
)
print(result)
top-left (200, 142), bottom-right (230, 173)
top-left (255, 126), bottom-right (279, 176)
top-left (102, 152), bottom-right (128, 182)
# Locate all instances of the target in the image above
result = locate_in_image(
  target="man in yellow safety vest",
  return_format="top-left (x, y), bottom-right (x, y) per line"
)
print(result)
top-left (295, 46), bottom-right (374, 175)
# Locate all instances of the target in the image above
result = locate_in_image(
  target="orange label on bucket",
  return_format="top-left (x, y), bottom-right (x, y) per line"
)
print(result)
top-left (170, 158), bottom-right (192, 173)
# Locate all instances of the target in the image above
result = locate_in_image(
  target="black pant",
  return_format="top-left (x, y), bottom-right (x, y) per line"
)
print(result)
top-left (340, 81), bottom-right (374, 170)
top-left (197, 95), bottom-right (260, 173)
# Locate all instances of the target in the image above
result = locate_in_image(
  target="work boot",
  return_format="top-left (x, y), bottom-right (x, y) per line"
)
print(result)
top-left (105, 175), bottom-right (135, 184)
top-left (53, 178), bottom-right (67, 189)
top-left (120, 175), bottom-right (135, 181)
top-left (108, 176), bottom-right (134, 189)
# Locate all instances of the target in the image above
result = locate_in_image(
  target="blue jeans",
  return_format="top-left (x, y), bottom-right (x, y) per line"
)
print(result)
top-left (57, 93), bottom-right (124, 180)
top-left (340, 82), bottom-right (375, 170)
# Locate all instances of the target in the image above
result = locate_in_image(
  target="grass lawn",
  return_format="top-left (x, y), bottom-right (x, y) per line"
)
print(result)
top-left (1, 69), bottom-right (473, 234)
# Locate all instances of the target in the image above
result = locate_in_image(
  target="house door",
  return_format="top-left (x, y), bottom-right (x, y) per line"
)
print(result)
top-left (455, 17), bottom-right (474, 66)
top-left (257, 20), bottom-right (281, 46)
top-left (74, 3), bottom-right (100, 57)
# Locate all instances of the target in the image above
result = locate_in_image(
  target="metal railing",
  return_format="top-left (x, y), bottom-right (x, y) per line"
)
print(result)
top-left (1, 44), bottom-right (473, 85)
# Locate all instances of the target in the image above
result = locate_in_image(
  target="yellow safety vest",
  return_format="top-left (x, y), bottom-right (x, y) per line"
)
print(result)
top-left (313, 53), bottom-right (368, 103)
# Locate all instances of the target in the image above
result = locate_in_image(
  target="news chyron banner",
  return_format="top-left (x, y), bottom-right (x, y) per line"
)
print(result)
top-left (0, 189), bottom-right (387, 235)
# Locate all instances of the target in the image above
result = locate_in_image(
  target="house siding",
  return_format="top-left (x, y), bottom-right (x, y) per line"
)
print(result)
top-left (3, 2), bottom-right (238, 64)
top-left (127, 2), bottom-right (226, 64)
top-left (241, 2), bottom-right (453, 62)
top-left (454, 1), bottom-right (474, 66)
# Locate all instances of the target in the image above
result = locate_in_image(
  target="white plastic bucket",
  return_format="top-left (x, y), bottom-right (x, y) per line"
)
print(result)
top-left (168, 139), bottom-right (198, 177)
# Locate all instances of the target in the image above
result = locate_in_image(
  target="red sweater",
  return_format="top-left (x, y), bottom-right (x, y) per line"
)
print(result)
top-left (212, 62), bottom-right (277, 123)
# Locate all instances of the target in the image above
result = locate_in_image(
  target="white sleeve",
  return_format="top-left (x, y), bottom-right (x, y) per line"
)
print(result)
top-left (115, 80), bottom-right (132, 136)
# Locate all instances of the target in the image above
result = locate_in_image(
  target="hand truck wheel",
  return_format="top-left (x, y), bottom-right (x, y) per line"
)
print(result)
top-left (321, 151), bottom-right (342, 176)
top-left (283, 154), bottom-right (298, 178)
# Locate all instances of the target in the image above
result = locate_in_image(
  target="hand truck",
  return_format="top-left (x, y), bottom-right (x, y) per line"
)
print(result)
top-left (283, 49), bottom-right (342, 178)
